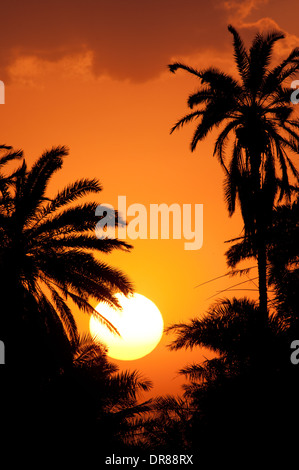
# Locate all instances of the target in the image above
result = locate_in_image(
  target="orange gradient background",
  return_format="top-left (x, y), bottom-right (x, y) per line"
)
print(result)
top-left (1, 0), bottom-right (298, 397)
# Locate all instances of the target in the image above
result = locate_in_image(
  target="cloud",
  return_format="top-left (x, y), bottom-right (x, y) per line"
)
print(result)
top-left (233, 16), bottom-right (299, 63)
top-left (0, 0), bottom-right (232, 83)
top-left (219, 1), bottom-right (299, 67)
top-left (242, 17), bottom-right (299, 47)
top-left (7, 52), bottom-right (95, 87)
top-left (222, 0), bottom-right (270, 23)
top-left (1, 0), bottom-right (298, 84)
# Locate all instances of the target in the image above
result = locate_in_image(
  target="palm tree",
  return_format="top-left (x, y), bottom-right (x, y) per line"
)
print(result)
top-left (11, 332), bottom-right (153, 457)
top-left (57, 334), bottom-right (153, 448)
top-left (267, 198), bottom-right (299, 329)
top-left (225, 195), bottom-right (299, 327)
top-left (169, 25), bottom-right (299, 320)
top-left (0, 145), bottom-right (133, 371)
top-left (166, 297), bottom-right (282, 370)
top-left (166, 297), bottom-right (296, 460)
top-left (138, 395), bottom-right (193, 455)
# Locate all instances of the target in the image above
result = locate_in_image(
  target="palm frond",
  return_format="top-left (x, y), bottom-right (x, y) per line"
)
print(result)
top-left (22, 146), bottom-right (68, 219)
top-left (187, 88), bottom-right (213, 109)
top-left (261, 48), bottom-right (299, 95)
top-left (36, 234), bottom-right (132, 253)
top-left (228, 24), bottom-right (249, 84)
top-left (0, 146), bottom-right (23, 169)
top-left (170, 110), bottom-right (204, 134)
top-left (168, 62), bottom-right (202, 78)
top-left (213, 119), bottom-right (239, 170)
top-left (49, 286), bottom-right (79, 343)
top-left (248, 29), bottom-right (285, 93)
top-left (31, 178), bottom-right (102, 223)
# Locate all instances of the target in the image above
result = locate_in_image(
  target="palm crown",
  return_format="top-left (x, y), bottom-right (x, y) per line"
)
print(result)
top-left (169, 26), bottom-right (299, 227)
top-left (0, 145), bottom-right (133, 350)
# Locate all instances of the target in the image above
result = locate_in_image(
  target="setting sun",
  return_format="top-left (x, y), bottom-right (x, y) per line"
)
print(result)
top-left (90, 293), bottom-right (164, 360)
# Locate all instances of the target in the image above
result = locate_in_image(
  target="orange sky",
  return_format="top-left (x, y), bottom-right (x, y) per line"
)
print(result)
top-left (1, 0), bottom-right (298, 398)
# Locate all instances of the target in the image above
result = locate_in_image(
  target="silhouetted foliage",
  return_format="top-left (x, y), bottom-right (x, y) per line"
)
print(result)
top-left (169, 25), bottom-right (299, 319)
top-left (44, 334), bottom-right (153, 452)
top-left (0, 145), bottom-right (133, 374)
top-left (0, 146), bottom-right (156, 459)
top-left (227, 196), bottom-right (299, 332)
top-left (166, 296), bottom-right (299, 462)
top-left (2, 23), bottom-right (299, 463)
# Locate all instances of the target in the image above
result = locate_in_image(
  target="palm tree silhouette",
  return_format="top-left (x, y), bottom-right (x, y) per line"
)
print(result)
top-left (267, 199), bottom-right (299, 328)
top-left (167, 297), bottom-right (272, 368)
top-left (58, 334), bottom-right (152, 447)
top-left (226, 195), bottom-right (299, 326)
top-left (139, 395), bottom-right (193, 456)
top-left (0, 145), bottom-right (133, 370)
top-left (166, 297), bottom-right (296, 460)
top-left (169, 25), bottom-right (299, 320)
top-left (10, 331), bottom-right (153, 457)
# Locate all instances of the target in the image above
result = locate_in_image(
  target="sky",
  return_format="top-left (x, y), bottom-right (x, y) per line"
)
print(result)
top-left (1, 0), bottom-right (299, 398)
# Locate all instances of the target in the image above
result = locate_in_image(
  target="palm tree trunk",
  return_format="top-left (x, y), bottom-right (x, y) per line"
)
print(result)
top-left (254, 218), bottom-right (269, 375)
top-left (257, 234), bottom-right (268, 320)
top-left (256, 212), bottom-right (268, 322)
top-left (250, 149), bottom-right (268, 323)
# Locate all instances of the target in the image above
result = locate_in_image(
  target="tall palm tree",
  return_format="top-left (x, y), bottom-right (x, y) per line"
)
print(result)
top-left (0, 145), bottom-right (133, 369)
top-left (169, 25), bottom-right (299, 320)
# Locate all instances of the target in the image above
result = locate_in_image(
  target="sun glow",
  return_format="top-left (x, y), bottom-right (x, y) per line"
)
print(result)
top-left (89, 293), bottom-right (164, 360)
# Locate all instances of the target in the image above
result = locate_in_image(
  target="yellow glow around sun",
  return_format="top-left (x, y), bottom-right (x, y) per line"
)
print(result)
top-left (89, 293), bottom-right (164, 360)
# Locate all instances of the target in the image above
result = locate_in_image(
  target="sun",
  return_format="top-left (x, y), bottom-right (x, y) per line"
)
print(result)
top-left (89, 292), bottom-right (164, 361)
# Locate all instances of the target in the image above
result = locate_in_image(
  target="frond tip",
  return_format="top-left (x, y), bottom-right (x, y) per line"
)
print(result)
top-left (168, 63), bottom-right (180, 73)
top-left (168, 62), bottom-right (202, 78)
